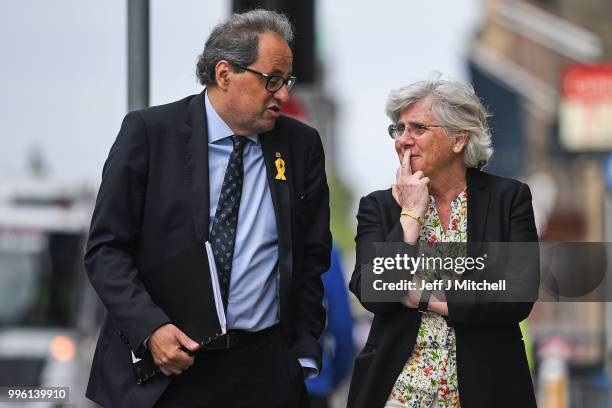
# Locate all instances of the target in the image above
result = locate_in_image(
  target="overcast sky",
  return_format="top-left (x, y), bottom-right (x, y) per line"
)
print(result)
top-left (0, 0), bottom-right (480, 201)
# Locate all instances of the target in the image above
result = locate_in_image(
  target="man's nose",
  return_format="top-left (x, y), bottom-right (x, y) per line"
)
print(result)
top-left (272, 84), bottom-right (291, 104)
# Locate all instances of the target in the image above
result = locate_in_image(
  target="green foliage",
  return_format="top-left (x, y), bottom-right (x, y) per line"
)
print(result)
top-left (328, 171), bottom-right (355, 253)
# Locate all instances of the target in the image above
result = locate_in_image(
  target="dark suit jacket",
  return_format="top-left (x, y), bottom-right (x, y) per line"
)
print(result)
top-left (347, 168), bottom-right (539, 408)
top-left (84, 91), bottom-right (331, 407)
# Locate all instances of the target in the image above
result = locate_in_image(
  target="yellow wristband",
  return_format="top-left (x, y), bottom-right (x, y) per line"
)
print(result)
top-left (400, 210), bottom-right (425, 225)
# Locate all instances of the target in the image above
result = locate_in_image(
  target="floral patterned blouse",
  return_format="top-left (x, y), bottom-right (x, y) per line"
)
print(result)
top-left (390, 189), bottom-right (468, 408)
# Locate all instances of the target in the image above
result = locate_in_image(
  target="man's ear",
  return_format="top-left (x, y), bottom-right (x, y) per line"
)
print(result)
top-left (214, 60), bottom-right (232, 90)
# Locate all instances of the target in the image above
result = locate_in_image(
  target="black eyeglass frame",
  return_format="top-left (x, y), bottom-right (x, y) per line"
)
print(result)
top-left (387, 122), bottom-right (446, 139)
top-left (234, 65), bottom-right (297, 93)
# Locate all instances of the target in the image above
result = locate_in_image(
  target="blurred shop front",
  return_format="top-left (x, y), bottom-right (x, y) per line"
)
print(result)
top-left (468, 1), bottom-right (612, 407)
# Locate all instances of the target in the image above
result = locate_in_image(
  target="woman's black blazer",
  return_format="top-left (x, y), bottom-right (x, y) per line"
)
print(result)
top-left (348, 168), bottom-right (539, 408)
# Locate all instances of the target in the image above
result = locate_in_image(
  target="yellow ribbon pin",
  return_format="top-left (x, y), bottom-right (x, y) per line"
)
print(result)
top-left (274, 157), bottom-right (286, 180)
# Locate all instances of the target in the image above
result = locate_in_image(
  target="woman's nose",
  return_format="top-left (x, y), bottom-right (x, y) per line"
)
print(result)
top-left (397, 131), bottom-right (414, 145)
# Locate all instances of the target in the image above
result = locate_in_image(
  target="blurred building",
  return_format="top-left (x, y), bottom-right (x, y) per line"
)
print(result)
top-left (469, 0), bottom-right (610, 240)
top-left (469, 0), bottom-right (612, 405)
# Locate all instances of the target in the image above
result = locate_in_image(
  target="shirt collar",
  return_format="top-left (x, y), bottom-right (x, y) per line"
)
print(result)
top-left (204, 90), bottom-right (259, 145)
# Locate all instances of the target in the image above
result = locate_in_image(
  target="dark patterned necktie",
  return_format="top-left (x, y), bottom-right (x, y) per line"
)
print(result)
top-left (210, 135), bottom-right (247, 310)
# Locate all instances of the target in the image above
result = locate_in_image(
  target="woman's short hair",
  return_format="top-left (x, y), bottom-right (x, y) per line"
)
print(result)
top-left (386, 77), bottom-right (493, 169)
top-left (196, 9), bottom-right (293, 86)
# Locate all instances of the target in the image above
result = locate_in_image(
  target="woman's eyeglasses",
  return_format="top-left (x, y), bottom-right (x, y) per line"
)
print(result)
top-left (388, 122), bottom-right (445, 139)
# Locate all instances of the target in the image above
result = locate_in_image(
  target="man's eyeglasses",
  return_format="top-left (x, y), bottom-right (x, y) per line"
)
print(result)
top-left (235, 65), bottom-right (297, 93)
top-left (388, 122), bottom-right (445, 139)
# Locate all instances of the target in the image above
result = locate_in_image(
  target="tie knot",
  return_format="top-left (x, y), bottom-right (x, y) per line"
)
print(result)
top-left (232, 135), bottom-right (248, 151)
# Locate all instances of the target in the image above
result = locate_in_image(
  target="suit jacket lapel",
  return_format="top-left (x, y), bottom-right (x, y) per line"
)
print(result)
top-left (260, 128), bottom-right (293, 324)
top-left (467, 167), bottom-right (490, 245)
top-left (183, 91), bottom-right (210, 245)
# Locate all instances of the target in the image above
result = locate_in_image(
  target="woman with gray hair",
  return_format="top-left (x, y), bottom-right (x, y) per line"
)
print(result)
top-left (348, 78), bottom-right (539, 408)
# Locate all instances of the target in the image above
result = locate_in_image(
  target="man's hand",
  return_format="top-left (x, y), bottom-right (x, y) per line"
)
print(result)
top-left (392, 149), bottom-right (429, 217)
top-left (149, 323), bottom-right (200, 376)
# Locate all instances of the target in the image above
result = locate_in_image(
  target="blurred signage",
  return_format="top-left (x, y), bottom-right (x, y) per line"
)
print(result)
top-left (559, 63), bottom-right (612, 151)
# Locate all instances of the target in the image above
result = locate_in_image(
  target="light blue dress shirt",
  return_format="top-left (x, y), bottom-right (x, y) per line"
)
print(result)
top-left (204, 92), bottom-right (317, 376)
top-left (205, 92), bottom-right (279, 331)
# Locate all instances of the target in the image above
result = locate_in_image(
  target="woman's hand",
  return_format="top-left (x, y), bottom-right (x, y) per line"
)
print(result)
top-left (401, 275), bottom-right (422, 309)
top-left (402, 294), bottom-right (418, 309)
top-left (402, 277), bottom-right (449, 316)
top-left (428, 291), bottom-right (448, 316)
top-left (428, 296), bottom-right (449, 316)
top-left (392, 150), bottom-right (430, 217)
top-left (393, 150), bottom-right (430, 243)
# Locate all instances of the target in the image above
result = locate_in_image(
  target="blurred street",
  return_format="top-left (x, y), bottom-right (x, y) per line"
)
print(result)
top-left (2, 1), bottom-right (612, 407)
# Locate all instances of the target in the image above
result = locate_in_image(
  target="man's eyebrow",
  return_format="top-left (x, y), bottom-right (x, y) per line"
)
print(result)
top-left (269, 69), bottom-right (293, 77)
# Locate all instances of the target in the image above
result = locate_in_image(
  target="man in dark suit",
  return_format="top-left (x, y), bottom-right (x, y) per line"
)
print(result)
top-left (85, 9), bottom-right (331, 408)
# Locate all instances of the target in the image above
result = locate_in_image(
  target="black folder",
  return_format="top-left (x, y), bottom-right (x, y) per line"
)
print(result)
top-left (132, 242), bottom-right (226, 384)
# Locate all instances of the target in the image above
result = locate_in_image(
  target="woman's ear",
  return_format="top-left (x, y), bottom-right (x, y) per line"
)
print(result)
top-left (453, 131), bottom-right (469, 153)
